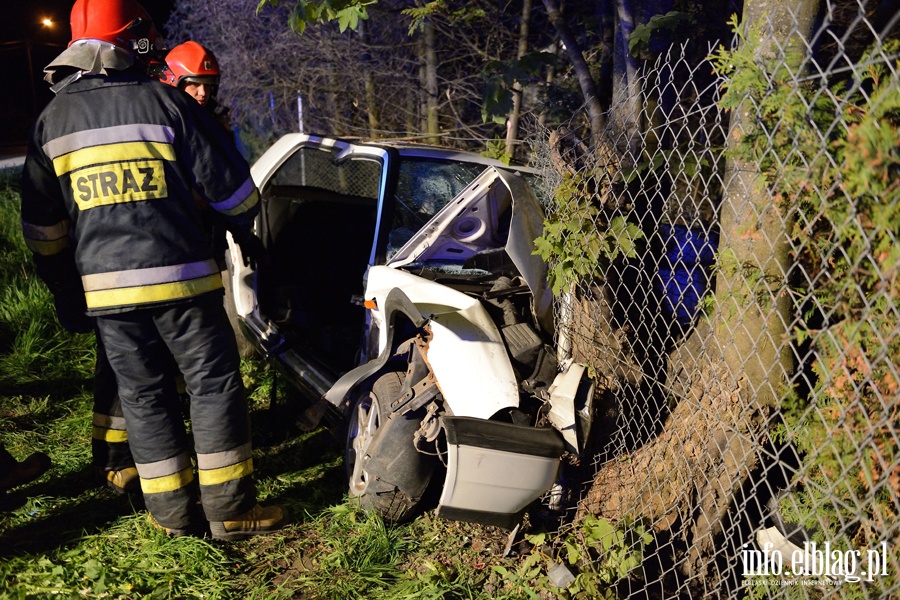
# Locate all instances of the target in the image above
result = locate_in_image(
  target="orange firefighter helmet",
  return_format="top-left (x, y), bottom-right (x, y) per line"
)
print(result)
top-left (160, 41), bottom-right (221, 88)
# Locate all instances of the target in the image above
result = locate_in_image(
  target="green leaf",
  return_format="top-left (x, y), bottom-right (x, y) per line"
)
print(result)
top-left (336, 6), bottom-right (367, 31)
top-left (288, 0), bottom-right (309, 34)
top-left (337, 8), bottom-right (353, 31)
top-left (585, 517), bottom-right (615, 543)
top-left (83, 559), bottom-right (102, 580)
top-left (481, 79), bottom-right (513, 125)
top-left (256, 0), bottom-right (277, 14)
top-left (628, 11), bottom-right (692, 57)
top-left (565, 540), bottom-right (581, 564)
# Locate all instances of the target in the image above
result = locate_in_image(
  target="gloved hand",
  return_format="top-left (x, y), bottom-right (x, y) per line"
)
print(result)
top-left (207, 214), bottom-right (229, 271)
top-left (32, 250), bottom-right (93, 333)
top-left (53, 295), bottom-right (94, 334)
top-left (231, 229), bottom-right (267, 270)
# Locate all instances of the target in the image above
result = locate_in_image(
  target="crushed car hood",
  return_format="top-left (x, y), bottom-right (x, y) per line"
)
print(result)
top-left (387, 166), bottom-right (553, 333)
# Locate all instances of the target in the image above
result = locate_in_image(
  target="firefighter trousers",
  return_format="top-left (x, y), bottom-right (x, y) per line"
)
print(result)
top-left (92, 333), bottom-right (133, 472)
top-left (95, 295), bottom-right (257, 529)
top-left (92, 333), bottom-right (185, 473)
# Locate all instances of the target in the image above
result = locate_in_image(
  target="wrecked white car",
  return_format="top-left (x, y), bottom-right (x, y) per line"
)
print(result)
top-left (227, 135), bottom-right (595, 528)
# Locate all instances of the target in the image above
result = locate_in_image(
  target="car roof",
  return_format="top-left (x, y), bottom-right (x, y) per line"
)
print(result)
top-left (307, 135), bottom-right (539, 173)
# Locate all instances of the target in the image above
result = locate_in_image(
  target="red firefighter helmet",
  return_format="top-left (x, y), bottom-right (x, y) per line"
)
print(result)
top-left (69, 0), bottom-right (165, 58)
top-left (160, 41), bottom-right (221, 88)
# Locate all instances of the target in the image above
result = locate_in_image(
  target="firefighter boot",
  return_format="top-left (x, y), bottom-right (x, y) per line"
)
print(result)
top-left (105, 467), bottom-right (141, 495)
top-left (209, 504), bottom-right (290, 541)
top-left (147, 514), bottom-right (192, 538)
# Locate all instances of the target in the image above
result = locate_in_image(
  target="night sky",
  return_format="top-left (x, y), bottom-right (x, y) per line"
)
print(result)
top-left (0, 0), bottom-right (175, 149)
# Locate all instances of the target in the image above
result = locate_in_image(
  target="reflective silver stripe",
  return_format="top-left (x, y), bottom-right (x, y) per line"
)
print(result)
top-left (93, 414), bottom-right (127, 430)
top-left (209, 177), bottom-right (257, 213)
top-left (81, 259), bottom-right (219, 292)
top-left (196, 442), bottom-right (253, 470)
top-left (85, 272), bottom-right (222, 308)
top-left (42, 124), bottom-right (176, 160)
top-left (21, 219), bottom-right (70, 241)
top-left (135, 452), bottom-right (192, 479)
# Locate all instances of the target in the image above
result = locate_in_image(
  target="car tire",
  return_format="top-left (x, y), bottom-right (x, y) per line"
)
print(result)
top-left (345, 370), bottom-right (435, 522)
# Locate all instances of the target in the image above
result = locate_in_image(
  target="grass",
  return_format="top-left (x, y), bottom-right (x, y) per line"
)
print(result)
top-left (0, 166), bottom-right (562, 599)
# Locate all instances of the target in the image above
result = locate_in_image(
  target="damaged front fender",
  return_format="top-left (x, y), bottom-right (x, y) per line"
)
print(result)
top-left (323, 287), bottom-right (429, 416)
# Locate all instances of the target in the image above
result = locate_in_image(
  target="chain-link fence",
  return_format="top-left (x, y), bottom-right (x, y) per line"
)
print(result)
top-left (531, 3), bottom-right (899, 597)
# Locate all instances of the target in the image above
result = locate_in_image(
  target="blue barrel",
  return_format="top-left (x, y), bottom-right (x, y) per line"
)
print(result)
top-left (655, 224), bottom-right (718, 328)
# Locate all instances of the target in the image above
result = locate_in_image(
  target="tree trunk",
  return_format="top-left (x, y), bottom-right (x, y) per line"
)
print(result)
top-left (417, 35), bottom-right (427, 135)
top-left (685, 0), bottom-right (819, 580)
top-left (505, 0), bottom-right (533, 159)
top-left (327, 62), bottom-right (341, 136)
top-left (406, 76), bottom-right (418, 136)
top-left (537, 38), bottom-right (559, 128)
top-left (358, 20), bottom-right (380, 137)
top-left (424, 17), bottom-right (440, 143)
top-left (578, 0), bottom-right (820, 588)
top-left (609, 0), bottom-right (643, 157)
top-left (541, 0), bottom-right (606, 143)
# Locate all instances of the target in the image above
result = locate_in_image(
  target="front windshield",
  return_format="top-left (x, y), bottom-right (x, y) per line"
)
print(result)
top-left (387, 158), bottom-right (486, 259)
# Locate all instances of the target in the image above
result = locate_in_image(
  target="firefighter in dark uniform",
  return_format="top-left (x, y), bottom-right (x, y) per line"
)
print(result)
top-left (20, 0), bottom-right (287, 540)
top-left (91, 41), bottom-right (236, 493)
top-left (160, 40), bottom-right (235, 269)
top-left (159, 41), bottom-right (230, 129)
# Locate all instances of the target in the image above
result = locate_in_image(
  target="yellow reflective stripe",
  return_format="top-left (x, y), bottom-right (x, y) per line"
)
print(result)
top-left (24, 237), bottom-right (71, 256)
top-left (198, 458), bottom-right (253, 486)
top-left (22, 218), bottom-right (71, 256)
top-left (70, 159), bottom-right (168, 210)
top-left (210, 177), bottom-right (256, 213)
top-left (92, 426), bottom-right (128, 443)
top-left (84, 272), bottom-right (223, 309)
top-left (140, 466), bottom-right (194, 494)
top-left (52, 141), bottom-right (176, 176)
top-left (218, 189), bottom-right (260, 217)
top-left (22, 219), bottom-right (70, 240)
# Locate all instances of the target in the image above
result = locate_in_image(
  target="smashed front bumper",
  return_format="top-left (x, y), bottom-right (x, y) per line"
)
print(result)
top-left (436, 417), bottom-right (566, 529)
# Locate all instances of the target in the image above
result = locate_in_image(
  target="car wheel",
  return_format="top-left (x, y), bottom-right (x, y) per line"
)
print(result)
top-left (345, 370), bottom-right (435, 522)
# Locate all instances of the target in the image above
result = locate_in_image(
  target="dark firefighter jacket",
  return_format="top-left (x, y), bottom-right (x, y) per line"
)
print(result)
top-left (20, 70), bottom-right (259, 316)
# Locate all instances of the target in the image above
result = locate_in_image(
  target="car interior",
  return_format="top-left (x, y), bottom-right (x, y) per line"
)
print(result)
top-left (256, 147), bottom-right (381, 373)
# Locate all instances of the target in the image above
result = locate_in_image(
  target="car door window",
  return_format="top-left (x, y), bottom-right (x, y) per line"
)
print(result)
top-left (269, 146), bottom-right (381, 200)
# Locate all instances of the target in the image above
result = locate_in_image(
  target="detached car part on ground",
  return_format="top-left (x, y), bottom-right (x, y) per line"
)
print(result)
top-left (226, 135), bottom-right (596, 528)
